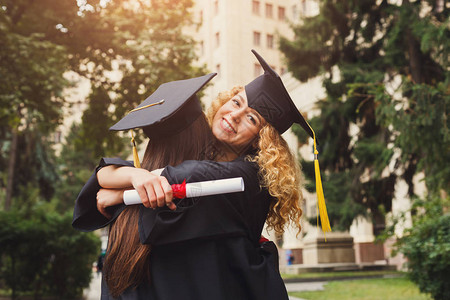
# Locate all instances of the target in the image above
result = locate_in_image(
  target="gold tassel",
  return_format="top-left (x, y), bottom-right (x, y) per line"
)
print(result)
top-left (130, 130), bottom-right (141, 168)
top-left (314, 151), bottom-right (331, 234)
top-left (125, 101), bottom-right (165, 169)
top-left (308, 126), bottom-right (332, 237)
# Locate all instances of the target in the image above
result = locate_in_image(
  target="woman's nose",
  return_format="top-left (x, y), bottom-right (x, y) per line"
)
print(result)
top-left (230, 111), bottom-right (240, 123)
top-left (229, 110), bottom-right (241, 123)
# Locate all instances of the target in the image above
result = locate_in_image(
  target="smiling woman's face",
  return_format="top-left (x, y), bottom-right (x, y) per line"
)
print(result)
top-left (211, 90), bottom-right (265, 158)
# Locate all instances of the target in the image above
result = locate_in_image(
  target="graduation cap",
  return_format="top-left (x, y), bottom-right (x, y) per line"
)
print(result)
top-left (245, 49), bottom-right (331, 235)
top-left (110, 73), bottom-right (217, 168)
top-left (245, 49), bottom-right (314, 137)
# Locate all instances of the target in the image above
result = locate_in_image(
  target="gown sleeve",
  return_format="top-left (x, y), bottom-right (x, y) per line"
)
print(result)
top-left (71, 157), bottom-right (133, 232)
top-left (138, 157), bottom-right (266, 245)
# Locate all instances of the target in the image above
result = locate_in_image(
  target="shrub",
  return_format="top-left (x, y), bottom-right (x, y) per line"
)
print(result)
top-left (0, 207), bottom-right (100, 299)
top-left (397, 197), bottom-right (450, 300)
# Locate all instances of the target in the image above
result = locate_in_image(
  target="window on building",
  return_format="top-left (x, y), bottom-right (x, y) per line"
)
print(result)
top-left (278, 6), bottom-right (285, 20)
top-left (215, 32), bottom-right (220, 48)
top-left (252, 0), bottom-right (260, 15)
top-left (214, 0), bottom-right (219, 16)
top-left (253, 31), bottom-right (261, 46)
top-left (266, 34), bottom-right (274, 49)
top-left (265, 3), bottom-right (273, 18)
top-left (254, 63), bottom-right (262, 77)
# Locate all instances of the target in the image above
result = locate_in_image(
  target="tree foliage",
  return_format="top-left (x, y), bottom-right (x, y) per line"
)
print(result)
top-left (281, 0), bottom-right (449, 232)
top-left (0, 0), bottom-right (206, 210)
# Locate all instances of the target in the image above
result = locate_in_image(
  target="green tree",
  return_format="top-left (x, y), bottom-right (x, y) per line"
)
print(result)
top-left (280, 0), bottom-right (449, 232)
top-left (54, 0), bottom-right (207, 210)
top-left (0, 0), bottom-right (207, 210)
top-left (0, 16), bottom-right (69, 210)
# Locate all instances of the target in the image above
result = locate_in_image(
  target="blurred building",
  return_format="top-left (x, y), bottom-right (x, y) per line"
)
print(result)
top-left (188, 0), bottom-right (319, 105)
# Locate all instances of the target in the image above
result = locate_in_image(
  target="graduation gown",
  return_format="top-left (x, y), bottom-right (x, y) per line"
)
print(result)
top-left (73, 157), bottom-right (288, 300)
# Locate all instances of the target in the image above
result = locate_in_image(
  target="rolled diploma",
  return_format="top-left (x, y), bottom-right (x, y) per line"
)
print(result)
top-left (186, 177), bottom-right (244, 198)
top-left (123, 177), bottom-right (244, 205)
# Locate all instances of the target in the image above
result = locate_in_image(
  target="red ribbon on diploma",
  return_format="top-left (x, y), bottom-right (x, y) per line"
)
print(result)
top-left (171, 179), bottom-right (187, 199)
top-left (259, 236), bottom-right (269, 244)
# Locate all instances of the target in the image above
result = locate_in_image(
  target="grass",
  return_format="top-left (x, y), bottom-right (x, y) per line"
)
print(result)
top-left (282, 270), bottom-right (401, 280)
top-left (288, 277), bottom-right (432, 300)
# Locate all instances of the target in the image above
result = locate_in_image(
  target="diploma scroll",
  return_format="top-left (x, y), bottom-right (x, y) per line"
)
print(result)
top-left (123, 177), bottom-right (245, 205)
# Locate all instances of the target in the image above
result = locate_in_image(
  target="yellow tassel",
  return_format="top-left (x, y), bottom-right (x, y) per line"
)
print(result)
top-left (314, 152), bottom-right (331, 234)
top-left (125, 102), bottom-right (164, 169)
top-left (130, 131), bottom-right (141, 168)
top-left (307, 125), bottom-right (332, 237)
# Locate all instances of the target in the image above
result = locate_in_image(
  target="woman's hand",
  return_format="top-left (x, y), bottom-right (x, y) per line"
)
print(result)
top-left (129, 168), bottom-right (175, 210)
top-left (97, 165), bottom-right (175, 210)
top-left (97, 188), bottom-right (125, 219)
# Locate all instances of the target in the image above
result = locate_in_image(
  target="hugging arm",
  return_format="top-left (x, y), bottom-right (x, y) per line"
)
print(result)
top-left (72, 157), bottom-right (174, 231)
top-left (138, 158), bottom-right (263, 245)
top-left (98, 164), bottom-right (173, 210)
top-left (73, 156), bottom-right (263, 247)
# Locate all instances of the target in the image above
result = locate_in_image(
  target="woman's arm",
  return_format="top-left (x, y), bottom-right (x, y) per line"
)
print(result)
top-left (97, 165), bottom-right (174, 210)
top-left (138, 158), bottom-right (264, 245)
top-left (96, 167), bottom-right (168, 217)
top-left (73, 158), bottom-right (166, 231)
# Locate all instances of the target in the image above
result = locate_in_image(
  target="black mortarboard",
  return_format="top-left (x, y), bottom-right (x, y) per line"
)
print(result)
top-left (245, 49), bottom-right (314, 138)
top-left (111, 73), bottom-right (216, 138)
top-left (110, 73), bottom-right (216, 167)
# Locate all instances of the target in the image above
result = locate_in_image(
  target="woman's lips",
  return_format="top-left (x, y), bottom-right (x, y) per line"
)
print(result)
top-left (221, 118), bottom-right (236, 134)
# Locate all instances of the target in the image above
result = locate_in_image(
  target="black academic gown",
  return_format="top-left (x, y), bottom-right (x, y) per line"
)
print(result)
top-left (73, 157), bottom-right (288, 300)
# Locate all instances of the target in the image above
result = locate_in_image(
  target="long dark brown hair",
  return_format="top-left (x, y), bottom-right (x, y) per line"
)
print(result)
top-left (103, 113), bottom-right (216, 297)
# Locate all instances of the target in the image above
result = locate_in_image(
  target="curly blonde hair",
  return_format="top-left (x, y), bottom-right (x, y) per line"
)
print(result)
top-left (206, 86), bottom-right (304, 236)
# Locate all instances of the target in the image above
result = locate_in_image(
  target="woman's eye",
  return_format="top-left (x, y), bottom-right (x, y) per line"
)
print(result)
top-left (232, 99), bottom-right (240, 106)
top-left (248, 115), bottom-right (257, 125)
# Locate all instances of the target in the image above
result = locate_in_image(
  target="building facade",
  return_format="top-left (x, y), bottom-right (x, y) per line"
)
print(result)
top-left (189, 0), bottom-right (318, 106)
